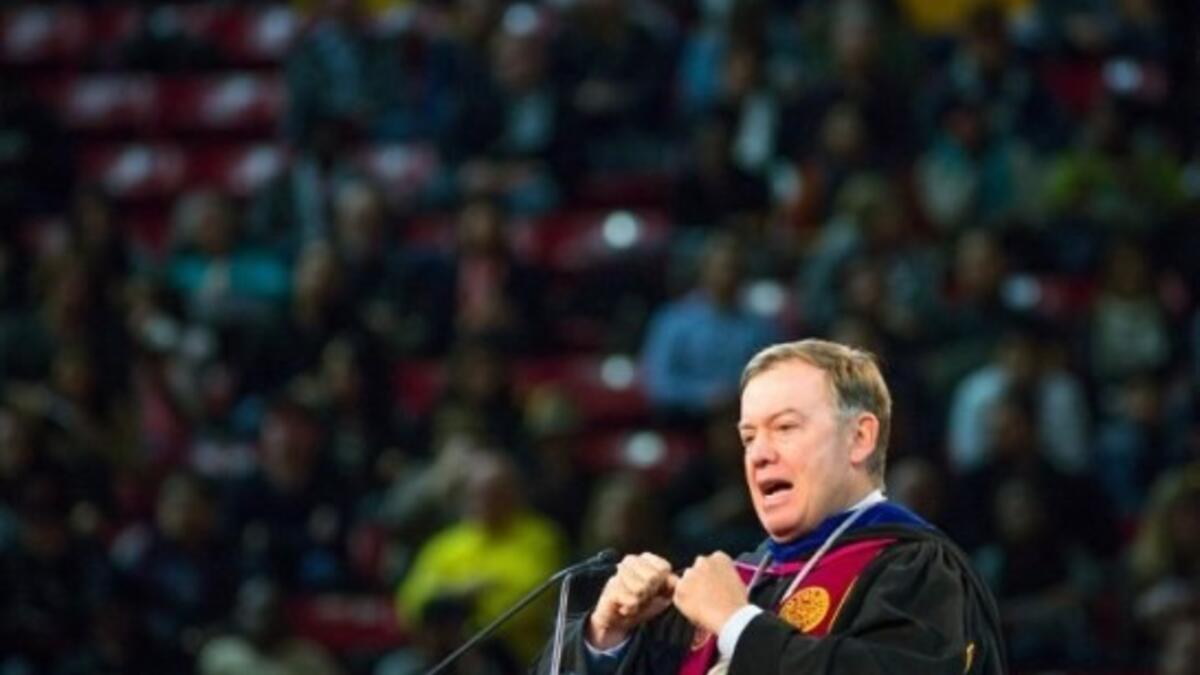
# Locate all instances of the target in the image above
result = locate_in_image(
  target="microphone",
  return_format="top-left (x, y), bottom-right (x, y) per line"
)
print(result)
top-left (423, 549), bottom-right (619, 675)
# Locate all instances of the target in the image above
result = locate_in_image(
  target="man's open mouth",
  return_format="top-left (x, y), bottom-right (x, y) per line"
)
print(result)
top-left (760, 479), bottom-right (793, 499)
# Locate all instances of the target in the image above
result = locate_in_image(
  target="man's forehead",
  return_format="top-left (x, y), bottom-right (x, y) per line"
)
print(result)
top-left (737, 405), bottom-right (808, 428)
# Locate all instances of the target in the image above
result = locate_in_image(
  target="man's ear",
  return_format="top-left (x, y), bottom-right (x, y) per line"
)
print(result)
top-left (848, 412), bottom-right (880, 469)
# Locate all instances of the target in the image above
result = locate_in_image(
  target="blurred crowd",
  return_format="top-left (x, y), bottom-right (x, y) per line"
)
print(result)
top-left (1, 0), bottom-right (1198, 673)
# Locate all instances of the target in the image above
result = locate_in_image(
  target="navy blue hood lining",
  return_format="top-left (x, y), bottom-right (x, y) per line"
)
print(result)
top-left (765, 501), bottom-right (933, 563)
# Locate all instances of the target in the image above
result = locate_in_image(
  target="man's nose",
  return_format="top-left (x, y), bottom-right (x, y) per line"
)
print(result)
top-left (746, 436), bottom-right (776, 467)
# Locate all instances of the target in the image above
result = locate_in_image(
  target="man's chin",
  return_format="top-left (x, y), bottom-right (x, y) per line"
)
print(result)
top-left (763, 520), bottom-right (803, 543)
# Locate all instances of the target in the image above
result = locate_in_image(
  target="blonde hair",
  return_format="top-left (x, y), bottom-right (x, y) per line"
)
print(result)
top-left (741, 339), bottom-right (892, 479)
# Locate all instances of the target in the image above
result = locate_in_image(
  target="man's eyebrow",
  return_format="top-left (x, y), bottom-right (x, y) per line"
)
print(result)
top-left (738, 408), bottom-right (806, 431)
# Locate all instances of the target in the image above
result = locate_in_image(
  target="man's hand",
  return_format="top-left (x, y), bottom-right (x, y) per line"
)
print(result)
top-left (587, 553), bottom-right (678, 650)
top-left (673, 552), bottom-right (749, 635)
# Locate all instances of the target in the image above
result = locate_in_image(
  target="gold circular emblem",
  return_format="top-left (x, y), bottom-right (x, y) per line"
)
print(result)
top-left (779, 586), bottom-right (831, 633)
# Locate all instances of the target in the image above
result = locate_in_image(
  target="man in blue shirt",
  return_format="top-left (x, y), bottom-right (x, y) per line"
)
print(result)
top-left (641, 234), bottom-right (778, 420)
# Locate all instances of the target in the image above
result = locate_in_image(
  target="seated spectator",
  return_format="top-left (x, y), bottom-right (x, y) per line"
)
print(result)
top-left (1090, 240), bottom-right (1171, 385)
top-left (68, 185), bottom-right (133, 292)
top-left (974, 476), bottom-right (1104, 667)
top-left (330, 180), bottom-right (416, 358)
top-left (522, 386), bottom-right (591, 543)
top-left (0, 475), bottom-right (114, 673)
top-left (1131, 464), bottom-right (1200, 633)
top-left (947, 326), bottom-right (1091, 475)
top-left (245, 240), bottom-right (363, 393)
top-left (285, 0), bottom-right (371, 142)
top-left (924, 228), bottom-right (1021, 395)
top-left (111, 471), bottom-right (234, 670)
top-left (332, 179), bottom-right (398, 305)
top-left (952, 390), bottom-right (1118, 560)
top-left (710, 39), bottom-right (780, 173)
top-left (373, 412), bottom-right (493, 578)
top-left (581, 472), bottom-right (667, 559)
top-left (0, 251), bottom-right (129, 401)
top-left (663, 402), bottom-right (760, 560)
top-left (798, 173), bottom-right (939, 341)
top-left (446, 7), bottom-right (565, 215)
top-left (922, 5), bottom-right (1064, 150)
top-left (54, 591), bottom-right (155, 675)
top-left (225, 397), bottom-right (349, 592)
top-left (671, 113), bottom-right (770, 232)
top-left (1044, 99), bottom-right (1183, 236)
top-left (402, 198), bottom-right (545, 356)
top-left (886, 456), bottom-right (949, 527)
top-left (916, 90), bottom-right (1040, 232)
top-left (365, 10), bottom-right (461, 145)
top-left (551, 0), bottom-right (673, 170)
top-left (199, 577), bottom-right (343, 675)
top-left (165, 191), bottom-right (289, 331)
top-left (0, 407), bottom-right (39, 546)
top-left (430, 338), bottom-right (528, 463)
top-left (185, 357), bottom-right (259, 481)
top-left (782, 0), bottom-right (915, 166)
top-left (781, 101), bottom-right (876, 233)
top-left (1096, 373), bottom-right (1170, 518)
top-left (641, 233), bottom-right (779, 420)
top-left (397, 451), bottom-right (565, 664)
top-left (1159, 617), bottom-right (1200, 675)
top-left (292, 335), bottom-right (395, 493)
top-left (250, 116), bottom-right (363, 251)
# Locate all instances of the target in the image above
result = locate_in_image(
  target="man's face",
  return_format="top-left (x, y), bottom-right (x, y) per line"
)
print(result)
top-left (739, 360), bottom-right (866, 542)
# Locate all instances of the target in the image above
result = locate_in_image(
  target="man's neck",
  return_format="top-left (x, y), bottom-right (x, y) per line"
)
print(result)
top-left (846, 487), bottom-right (886, 512)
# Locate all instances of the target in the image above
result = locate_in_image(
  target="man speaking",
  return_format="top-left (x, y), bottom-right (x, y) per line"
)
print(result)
top-left (534, 339), bottom-right (1005, 674)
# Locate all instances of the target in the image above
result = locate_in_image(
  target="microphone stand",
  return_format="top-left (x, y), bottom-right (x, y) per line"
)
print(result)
top-left (548, 570), bottom-right (574, 675)
top-left (423, 549), bottom-right (618, 675)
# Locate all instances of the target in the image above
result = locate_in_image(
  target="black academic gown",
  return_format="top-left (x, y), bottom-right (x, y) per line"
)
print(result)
top-left (531, 524), bottom-right (1006, 675)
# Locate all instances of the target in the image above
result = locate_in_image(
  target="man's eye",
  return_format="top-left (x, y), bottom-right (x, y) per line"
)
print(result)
top-left (741, 436), bottom-right (754, 447)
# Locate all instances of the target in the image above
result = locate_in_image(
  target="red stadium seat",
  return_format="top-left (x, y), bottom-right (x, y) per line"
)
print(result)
top-left (573, 427), bottom-right (701, 484)
top-left (34, 74), bottom-right (284, 134)
top-left (0, 5), bottom-right (137, 66)
top-left (78, 141), bottom-right (441, 207)
top-left (80, 142), bottom-right (288, 200)
top-left (286, 594), bottom-right (407, 653)
top-left (527, 209), bottom-right (672, 273)
top-left (392, 360), bottom-right (446, 420)
top-left (356, 144), bottom-right (441, 205)
top-left (33, 75), bottom-right (157, 131)
top-left (0, 5), bottom-right (300, 68)
top-left (1040, 59), bottom-right (1105, 117)
top-left (514, 354), bottom-right (650, 425)
top-left (173, 5), bottom-right (300, 66)
top-left (160, 75), bottom-right (284, 132)
top-left (401, 213), bottom-right (456, 253)
top-left (576, 170), bottom-right (674, 208)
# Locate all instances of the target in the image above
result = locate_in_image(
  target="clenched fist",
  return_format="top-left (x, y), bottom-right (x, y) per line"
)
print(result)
top-left (672, 552), bottom-right (748, 635)
top-left (587, 553), bottom-right (679, 650)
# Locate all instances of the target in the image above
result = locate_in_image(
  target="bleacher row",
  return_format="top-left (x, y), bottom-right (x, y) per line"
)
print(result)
top-left (2, 5), bottom-right (300, 67)
top-left (6, 1), bottom-right (709, 482)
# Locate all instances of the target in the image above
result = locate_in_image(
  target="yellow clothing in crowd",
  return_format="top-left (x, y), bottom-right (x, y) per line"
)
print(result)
top-left (896, 0), bottom-right (1033, 35)
top-left (397, 512), bottom-right (567, 664)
